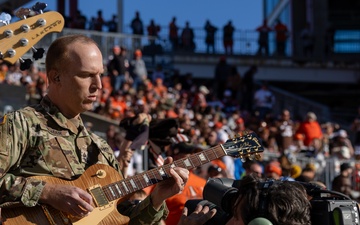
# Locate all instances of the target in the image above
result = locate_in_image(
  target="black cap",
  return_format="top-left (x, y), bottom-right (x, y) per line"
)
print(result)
top-left (340, 162), bottom-right (352, 172)
top-left (172, 142), bottom-right (196, 155)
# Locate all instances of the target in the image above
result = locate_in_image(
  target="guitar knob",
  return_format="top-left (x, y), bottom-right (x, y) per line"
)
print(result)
top-left (20, 38), bottom-right (29, 46)
top-left (0, 52), bottom-right (3, 59)
top-left (96, 169), bottom-right (106, 178)
top-left (21, 24), bottom-right (30, 32)
top-left (37, 18), bottom-right (46, 27)
top-left (19, 58), bottom-right (33, 71)
top-left (32, 47), bottom-right (45, 60)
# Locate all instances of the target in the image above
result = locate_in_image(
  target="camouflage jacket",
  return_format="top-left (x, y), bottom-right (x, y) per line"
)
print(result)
top-left (0, 96), bottom-right (167, 224)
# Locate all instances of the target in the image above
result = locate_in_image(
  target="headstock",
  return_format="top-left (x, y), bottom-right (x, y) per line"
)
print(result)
top-left (0, 4), bottom-right (64, 69)
top-left (222, 130), bottom-right (264, 161)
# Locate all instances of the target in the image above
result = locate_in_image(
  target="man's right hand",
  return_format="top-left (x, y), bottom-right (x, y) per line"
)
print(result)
top-left (39, 183), bottom-right (94, 217)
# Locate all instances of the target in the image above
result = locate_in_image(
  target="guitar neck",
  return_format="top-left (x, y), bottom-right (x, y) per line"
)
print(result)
top-left (101, 144), bottom-right (226, 201)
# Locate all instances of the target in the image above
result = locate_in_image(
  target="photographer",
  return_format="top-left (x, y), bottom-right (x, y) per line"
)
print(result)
top-left (228, 174), bottom-right (311, 225)
top-left (183, 174), bottom-right (311, 225)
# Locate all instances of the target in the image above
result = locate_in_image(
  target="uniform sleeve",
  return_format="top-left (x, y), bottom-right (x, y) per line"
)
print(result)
top-left (0, 112), bottom-right (46, 207)
top-left (120, 195), bottom-right (168, 225)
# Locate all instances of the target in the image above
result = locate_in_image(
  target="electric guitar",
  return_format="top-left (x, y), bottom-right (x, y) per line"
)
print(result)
top-left (0, 10), bottom-right (64, 67)
top-left (1, 131), bottom-right (264, 225)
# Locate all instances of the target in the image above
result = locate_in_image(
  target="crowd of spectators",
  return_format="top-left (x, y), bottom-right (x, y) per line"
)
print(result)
top-left (63, 10), bottom-right (297, 56)
top-left (60, 9), bottom-right (340, 60)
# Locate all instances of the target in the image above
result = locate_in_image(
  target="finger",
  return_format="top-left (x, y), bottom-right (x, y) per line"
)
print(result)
top-left (193, 204), bottom-right (203, 213)
top-left (200, 205), bottom-right (210, 214)
top-left (76, 190), bottom-right (94, 212)
top-left (202, 208), bottom-right (217, 222)
top-left (173, 167), bottom-right (189, 183)
top-left (209, 209), bottom-right (217, 218)
top-left (164, 156), bottom-right (174, 165)
top-left (169, 168), bottom-right (185, 188)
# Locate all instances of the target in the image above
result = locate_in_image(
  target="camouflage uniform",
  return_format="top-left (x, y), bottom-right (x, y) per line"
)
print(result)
top-left (0, 95), bottom-right (167, 224)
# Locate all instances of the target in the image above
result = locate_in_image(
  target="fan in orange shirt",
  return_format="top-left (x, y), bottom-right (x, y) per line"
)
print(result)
top-left (153, 77), bottom-right (168, 98)
top-left (109, 92), bottom-right (127, 120)
top-left (165, 142), bottom-right (207, 225)
top-left (294, 111), bottom-right (323, 147)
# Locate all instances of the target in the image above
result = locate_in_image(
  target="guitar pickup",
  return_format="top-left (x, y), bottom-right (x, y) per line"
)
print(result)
top-left (88, 185), bottom-right (109, 207)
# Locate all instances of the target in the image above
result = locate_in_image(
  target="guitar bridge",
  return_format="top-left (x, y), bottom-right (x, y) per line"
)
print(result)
top-left (88, 184), bottom-right (109, 207)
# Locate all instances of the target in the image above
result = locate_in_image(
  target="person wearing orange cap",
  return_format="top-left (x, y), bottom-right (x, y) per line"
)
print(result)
top-left (129, 49), bottom-right (147, 91)
top-left (265, 161), bottom-right (282, 180)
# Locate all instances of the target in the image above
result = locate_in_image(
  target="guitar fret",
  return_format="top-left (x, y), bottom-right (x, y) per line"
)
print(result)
top-left (114, 183), bottom-right (123, 196)
top-left (124, 180), bottom-right (134, 193)
top-left (108, 186), bottom-right (116, 200)
top-left (190, 154), bottom-right (201, 167)
top-left (183, 158), bottom-right (193, 169)
top-left (134, 175), bottom-right (145, 189)
top-left (174, 160), bottom-right (185, 168)
top-left (121, 181), bottom-right (130, 194)
top-left (102, 188), bottom-right (112, 201)
top-left (132, 175), bottom-right (143, 190)
top-left (205, 149), bottom-right (218, 161)
top-left (163, 164), bottom-right (171, 178)
top-left (118, 182), bottom-right (127, 195)
top-left (143, 173), bottom-right (153, 186)
top-left (150, 169), bottom-right (159, 184)
top-left (151, 168), bottom-right (162, 183)
top-left (111, 183), bottom-right (121, 199)
top-left (198, 152), bottom-right (209, 163)
top-left (129, 178), bottom-right (138, 190)
top-left (158, 167), bottom-right (169, 179)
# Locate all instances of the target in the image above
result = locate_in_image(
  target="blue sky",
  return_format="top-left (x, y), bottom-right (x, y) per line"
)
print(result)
top-left (22, 0), bottom-right (263, 32)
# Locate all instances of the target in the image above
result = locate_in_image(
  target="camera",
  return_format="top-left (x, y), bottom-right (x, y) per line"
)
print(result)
top-left (185, 178), bottom-right (360, 225)
top-left (184, 178), bottom-right (238, 225)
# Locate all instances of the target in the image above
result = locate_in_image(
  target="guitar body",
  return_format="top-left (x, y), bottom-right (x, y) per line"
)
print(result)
top-left (2, 164), bottom-right (130, 225)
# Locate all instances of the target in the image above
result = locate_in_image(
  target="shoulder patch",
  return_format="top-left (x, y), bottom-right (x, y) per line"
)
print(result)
top-left (0, 115), bottom-right (6, 125)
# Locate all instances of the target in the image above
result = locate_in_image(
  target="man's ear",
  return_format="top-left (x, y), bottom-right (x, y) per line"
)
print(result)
top-left (48, 70), bottom-right (60, 83)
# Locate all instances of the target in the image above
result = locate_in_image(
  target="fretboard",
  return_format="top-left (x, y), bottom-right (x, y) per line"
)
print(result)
top-left (101, 144), bottom-right (226, 201)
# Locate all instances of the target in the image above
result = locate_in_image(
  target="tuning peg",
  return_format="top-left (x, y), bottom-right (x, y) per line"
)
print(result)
top-left (32, 2), bottom-right (47, 14)
top-left (19, 58), bottom-right (33, 71)
top-left (240, 156), bottom-right (246, 163)
top-left (0, 12), bottom-right (11, 26)
top-left (32, 47), bottom-right (45, 60)
top-left (15, 8), bottom-right (36, 19)
top-left (246, 154), bottom-right (252, 160)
